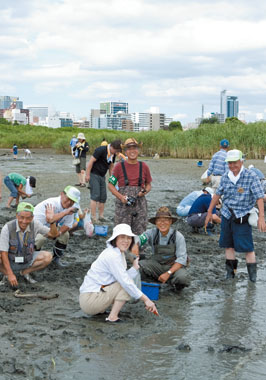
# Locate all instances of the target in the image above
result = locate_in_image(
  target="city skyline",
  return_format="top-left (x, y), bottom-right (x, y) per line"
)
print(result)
top-left (1, 0), bottom-right (266, 124)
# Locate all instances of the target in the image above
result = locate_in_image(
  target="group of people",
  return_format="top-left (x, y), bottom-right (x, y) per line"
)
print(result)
top-left (0, 135), bottom-right (265, 323)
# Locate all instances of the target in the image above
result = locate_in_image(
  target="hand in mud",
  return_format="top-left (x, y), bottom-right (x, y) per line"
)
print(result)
top-left (8, 273), bottom-right (18, 287)
top-left (204, 213), bottom-right (212, 228)
top-left (145, 299), bottom-right (158, 315)
top-left (158, 272), bottom-right (170, 283)
top-left (45, 204), bottom-right (55, 223)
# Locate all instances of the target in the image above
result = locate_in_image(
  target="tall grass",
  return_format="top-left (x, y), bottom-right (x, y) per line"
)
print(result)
top-left (0, 120), bottom-right (266, 158)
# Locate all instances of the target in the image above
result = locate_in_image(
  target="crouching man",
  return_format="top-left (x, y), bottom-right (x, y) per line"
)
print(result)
top-left (133, 207), bottom-right (190, 290)
top-left (0, 202), bottom-right (58, 286)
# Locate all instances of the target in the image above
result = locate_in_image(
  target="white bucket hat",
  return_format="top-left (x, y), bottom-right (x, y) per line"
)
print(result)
top-left (77, 132), bottom-right (85, 140)
top-left (107, 224), bottom-right (136, 243)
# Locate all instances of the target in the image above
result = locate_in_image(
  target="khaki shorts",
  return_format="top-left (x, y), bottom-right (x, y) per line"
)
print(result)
top-left (79, 282), bottom-right (131, 315)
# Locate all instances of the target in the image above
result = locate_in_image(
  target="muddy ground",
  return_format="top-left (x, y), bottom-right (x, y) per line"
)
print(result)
top-left (1, 149), bottom-right (266, 380)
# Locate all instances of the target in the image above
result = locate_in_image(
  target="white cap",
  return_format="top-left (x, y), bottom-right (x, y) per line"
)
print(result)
top-left (107, 224), bottom-right (136, 243)
top-left (204, 187), bottom-right (214, 195)
top-left (225, 149), bottom-right (243, 162)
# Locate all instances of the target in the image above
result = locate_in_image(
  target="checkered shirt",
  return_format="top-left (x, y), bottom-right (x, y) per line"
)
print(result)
top-left (216, 167), bottom-right (264, 219)
top-left (207, 149), bottom-right (228, 176)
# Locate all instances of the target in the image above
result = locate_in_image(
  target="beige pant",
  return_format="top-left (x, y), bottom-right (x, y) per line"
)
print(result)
top-left (79, 282), bottom-right (131, 315)
top-left (210, 175), bottom-right (222, 191)
top-left (34, 231), bottom-right (69, 250)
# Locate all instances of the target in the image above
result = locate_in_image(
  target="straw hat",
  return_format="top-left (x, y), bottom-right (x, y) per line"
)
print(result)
top-left (107, 224), bottom-right (136, 243)
top-left (148, 206), bottom-right (177, 225)
top-left (121, 138), bottom-right (142, 149)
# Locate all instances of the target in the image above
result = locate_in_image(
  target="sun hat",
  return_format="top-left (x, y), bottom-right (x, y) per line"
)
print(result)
top-left (148, 206), bottom-right (177, 225)
top-left (17, 202), bottom-right (34, 214)
top-left (225, 149), bottom-right (243, 162)
top-left (204, 187), bottom-right (214, 195)
top-left (64, 185), bottom-right (80, 204)
top-left (77, 132), bottom-right (86, 140)
top-left (107, 224), bottom-right (136, 243)
top-left (121, 138), bottom-right (143, 149)
top-left (29, 176), bottom-right (36, 188)
top-left (220, 139), bottom-right (229, 148)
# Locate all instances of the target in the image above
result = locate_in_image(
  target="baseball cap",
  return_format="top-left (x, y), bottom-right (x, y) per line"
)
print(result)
top-left (225, 149), bottom-right (243, 162)
top-left (64, 185), bottom-right (80, 204)
top-left (204, 187), bottom-right (214, 195)
top-left (220, 139), bottom-right (229, 148)
top-left (17, 202), bottom-right (34, 214)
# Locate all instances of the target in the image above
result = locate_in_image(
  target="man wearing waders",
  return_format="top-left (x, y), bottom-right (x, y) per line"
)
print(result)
top-left (132, 207), bottom-right (189, 290)
top-left (205, 150), bottom-right (265, 283)
top-left (108, 138), bottom-right (152, 235)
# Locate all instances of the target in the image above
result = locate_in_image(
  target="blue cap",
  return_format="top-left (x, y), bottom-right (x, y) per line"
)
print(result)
top-left (220, 139), bottom-right (229, 148)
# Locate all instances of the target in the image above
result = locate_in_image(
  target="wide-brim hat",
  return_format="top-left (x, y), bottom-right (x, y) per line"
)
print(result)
top-left (64, 185), bottom-right (80, 204)
top-left (107, 223), bottom-right (136, 243)
top-left (121, 138), bottom-right (143, 149)
top-left (77, 132), bottom-right (86, 140)
top-left (149, 206), bottom-right (177, 225)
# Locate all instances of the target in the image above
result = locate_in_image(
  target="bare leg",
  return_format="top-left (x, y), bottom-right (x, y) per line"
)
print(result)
top-left (7, 196), bottom-right (15, 208)
top-left (90, 200), bottom-right (97, 220)
top-left (98, 202), bottom-right (105, 219)
top-left (80, 170), bottom-right (85, 185)
top-left (246, 251), bottom-right (256, 263)
top-left (225, 248), bottom-right (235, 260)
top-left (77, 173), bottom-right (82, 184)
top-left (107, 300), bottom-right (126, 321)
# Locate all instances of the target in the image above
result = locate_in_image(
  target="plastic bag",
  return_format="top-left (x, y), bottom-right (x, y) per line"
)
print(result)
top-left (83, 212), bottom-right (94, 237)
top-left (201, 169), bottom-right (209, 183)
top-left (248, 207), bottom-right (259, 227)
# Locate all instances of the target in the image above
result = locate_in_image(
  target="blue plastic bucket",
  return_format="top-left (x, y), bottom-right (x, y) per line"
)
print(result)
top-left (94, 225), bottom-right (108, 236)
top-left (141, 282), bottom-right (160, 301)
top-left (197, 160), bottom-right (203, 167)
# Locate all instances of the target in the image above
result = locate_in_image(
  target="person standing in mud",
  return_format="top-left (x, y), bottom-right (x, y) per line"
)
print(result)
top-left (206, 139), bottom-right (229, 191)
top-left (33, 186), bottom-right (80, 268)
top-left (132, 207), bottom-right (190, 290)
top-left (85, 139), bottom-right (122, 223)
top-left (79, 223), bottom-right (158, 322)
top-left (108, 138), bottom-right (152, 235)
top-left (0, 202), bottom-right (58, 286)
top-left (72, 133), bottom-right (89, 187)
top-left (205, 149), bottom-right (265, 283)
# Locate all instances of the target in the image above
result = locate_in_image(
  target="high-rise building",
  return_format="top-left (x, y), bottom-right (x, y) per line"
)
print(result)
top-left (0, 96), bottom-right (23, 109)
top-left (100, 101), bottom-right (128, 114)
top-left (220, 90), bottom-right (239, 121)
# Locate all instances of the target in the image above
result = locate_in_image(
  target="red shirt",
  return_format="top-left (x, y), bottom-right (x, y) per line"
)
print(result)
top-left (112, 161), bottom-right (152, 188)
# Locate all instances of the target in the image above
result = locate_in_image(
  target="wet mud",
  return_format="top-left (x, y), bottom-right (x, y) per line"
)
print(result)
top-left (1, 150), bottom-right (266, 379)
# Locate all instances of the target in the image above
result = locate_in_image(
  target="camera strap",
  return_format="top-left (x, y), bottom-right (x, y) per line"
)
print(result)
top-left (121, 161), bottom-right (143, 187)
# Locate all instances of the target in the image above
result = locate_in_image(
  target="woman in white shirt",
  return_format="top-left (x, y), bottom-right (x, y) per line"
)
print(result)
top-left (79, 223), bottom-right (158, 323)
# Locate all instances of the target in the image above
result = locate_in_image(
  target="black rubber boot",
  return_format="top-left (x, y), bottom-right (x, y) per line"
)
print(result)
top-left (53, 242), bottom-right (69, 268)
top-left (247, 263), bottom-right (257, 283)
top-left (225, 259), bottom-right (238, 279)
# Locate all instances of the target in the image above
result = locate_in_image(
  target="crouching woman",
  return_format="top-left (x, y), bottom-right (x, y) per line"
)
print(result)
top-left (79, 223), bottom-right (158, 323)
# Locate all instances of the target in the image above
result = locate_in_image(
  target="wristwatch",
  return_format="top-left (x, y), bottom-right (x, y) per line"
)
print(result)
top-left (167, 270), bottom-right (172, 275)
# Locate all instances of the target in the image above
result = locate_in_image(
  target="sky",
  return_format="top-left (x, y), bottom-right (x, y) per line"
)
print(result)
top-left (1, 0), bottom-right (266, 125)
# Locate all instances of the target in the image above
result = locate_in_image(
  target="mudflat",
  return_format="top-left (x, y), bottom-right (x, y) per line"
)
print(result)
top-left (1, 150), bottom-right (266, 380)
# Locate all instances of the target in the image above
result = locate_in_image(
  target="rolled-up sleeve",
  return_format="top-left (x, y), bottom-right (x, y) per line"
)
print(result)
top-left (175, 231), bottom-right (187, 266)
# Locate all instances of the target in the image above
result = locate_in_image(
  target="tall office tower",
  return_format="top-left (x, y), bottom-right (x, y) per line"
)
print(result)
top-left (220, 90), bottom-right (227, 122)
top-left (0, 96), bottom-right (23, 109)
top-left (100, 101), bottom-right (128, 114)
top-left (227, 96), bottom-right (239, 118)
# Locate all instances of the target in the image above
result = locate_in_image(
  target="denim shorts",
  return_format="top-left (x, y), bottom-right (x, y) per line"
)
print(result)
top-left (4, 176), bottom-right (18, 197)
top-left (219, 215), bottom-right (254, 252)
top-left (89, 173), bottom-right (107, 203)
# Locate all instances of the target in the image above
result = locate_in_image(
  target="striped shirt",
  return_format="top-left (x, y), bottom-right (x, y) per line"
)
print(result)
top-left (216, 168), bottom-right (264, 219)
top-left (207, 149), bottom-right (228, 176)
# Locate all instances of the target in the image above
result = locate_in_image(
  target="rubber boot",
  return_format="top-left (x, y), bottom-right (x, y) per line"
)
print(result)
top-left (247, 263), bottom-right (257, 283)
top-left (225, 259), bottom-right (238, 279)
top-left (53, 242), bottom-right (69, 268)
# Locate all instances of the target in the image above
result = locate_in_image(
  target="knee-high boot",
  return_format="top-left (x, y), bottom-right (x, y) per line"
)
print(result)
top-left (246, 263), bottom-right (257, 283)
top-left (225, 259), bottom-right (238, 279)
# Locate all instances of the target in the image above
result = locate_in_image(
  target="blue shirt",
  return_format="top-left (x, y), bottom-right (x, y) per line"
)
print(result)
top-left (216, 168), bottom-right (264, 219)
top-left (70, 138), bottom-right (78, 148)
top-left (207, 149), bottom-right (228, 176)
top-left (250, 167), bottom-right (265, 180)
top-left (188, 194), bottom-right (216, 215)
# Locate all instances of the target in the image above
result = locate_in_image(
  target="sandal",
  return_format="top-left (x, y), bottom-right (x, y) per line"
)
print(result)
top-left (105, 318), bottom-right (123, 323)
top-left (80, 184), bottom-right (86, 187)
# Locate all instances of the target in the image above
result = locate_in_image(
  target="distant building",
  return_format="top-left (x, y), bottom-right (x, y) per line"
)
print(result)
top-left (59, 118), bottom-right (73, 128)
top-left (220, 90), bottom-right (239, 121)
top-left (100, 101), bottom-right (128, 114)
top-left (0, 96), bottom-right (23, 110)
top-left (91, 112), bottom-right (132, 130)
top-left (131, 113), bottom-right (150, 131)
top-left (26, 106), bottom-right (49, 124)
